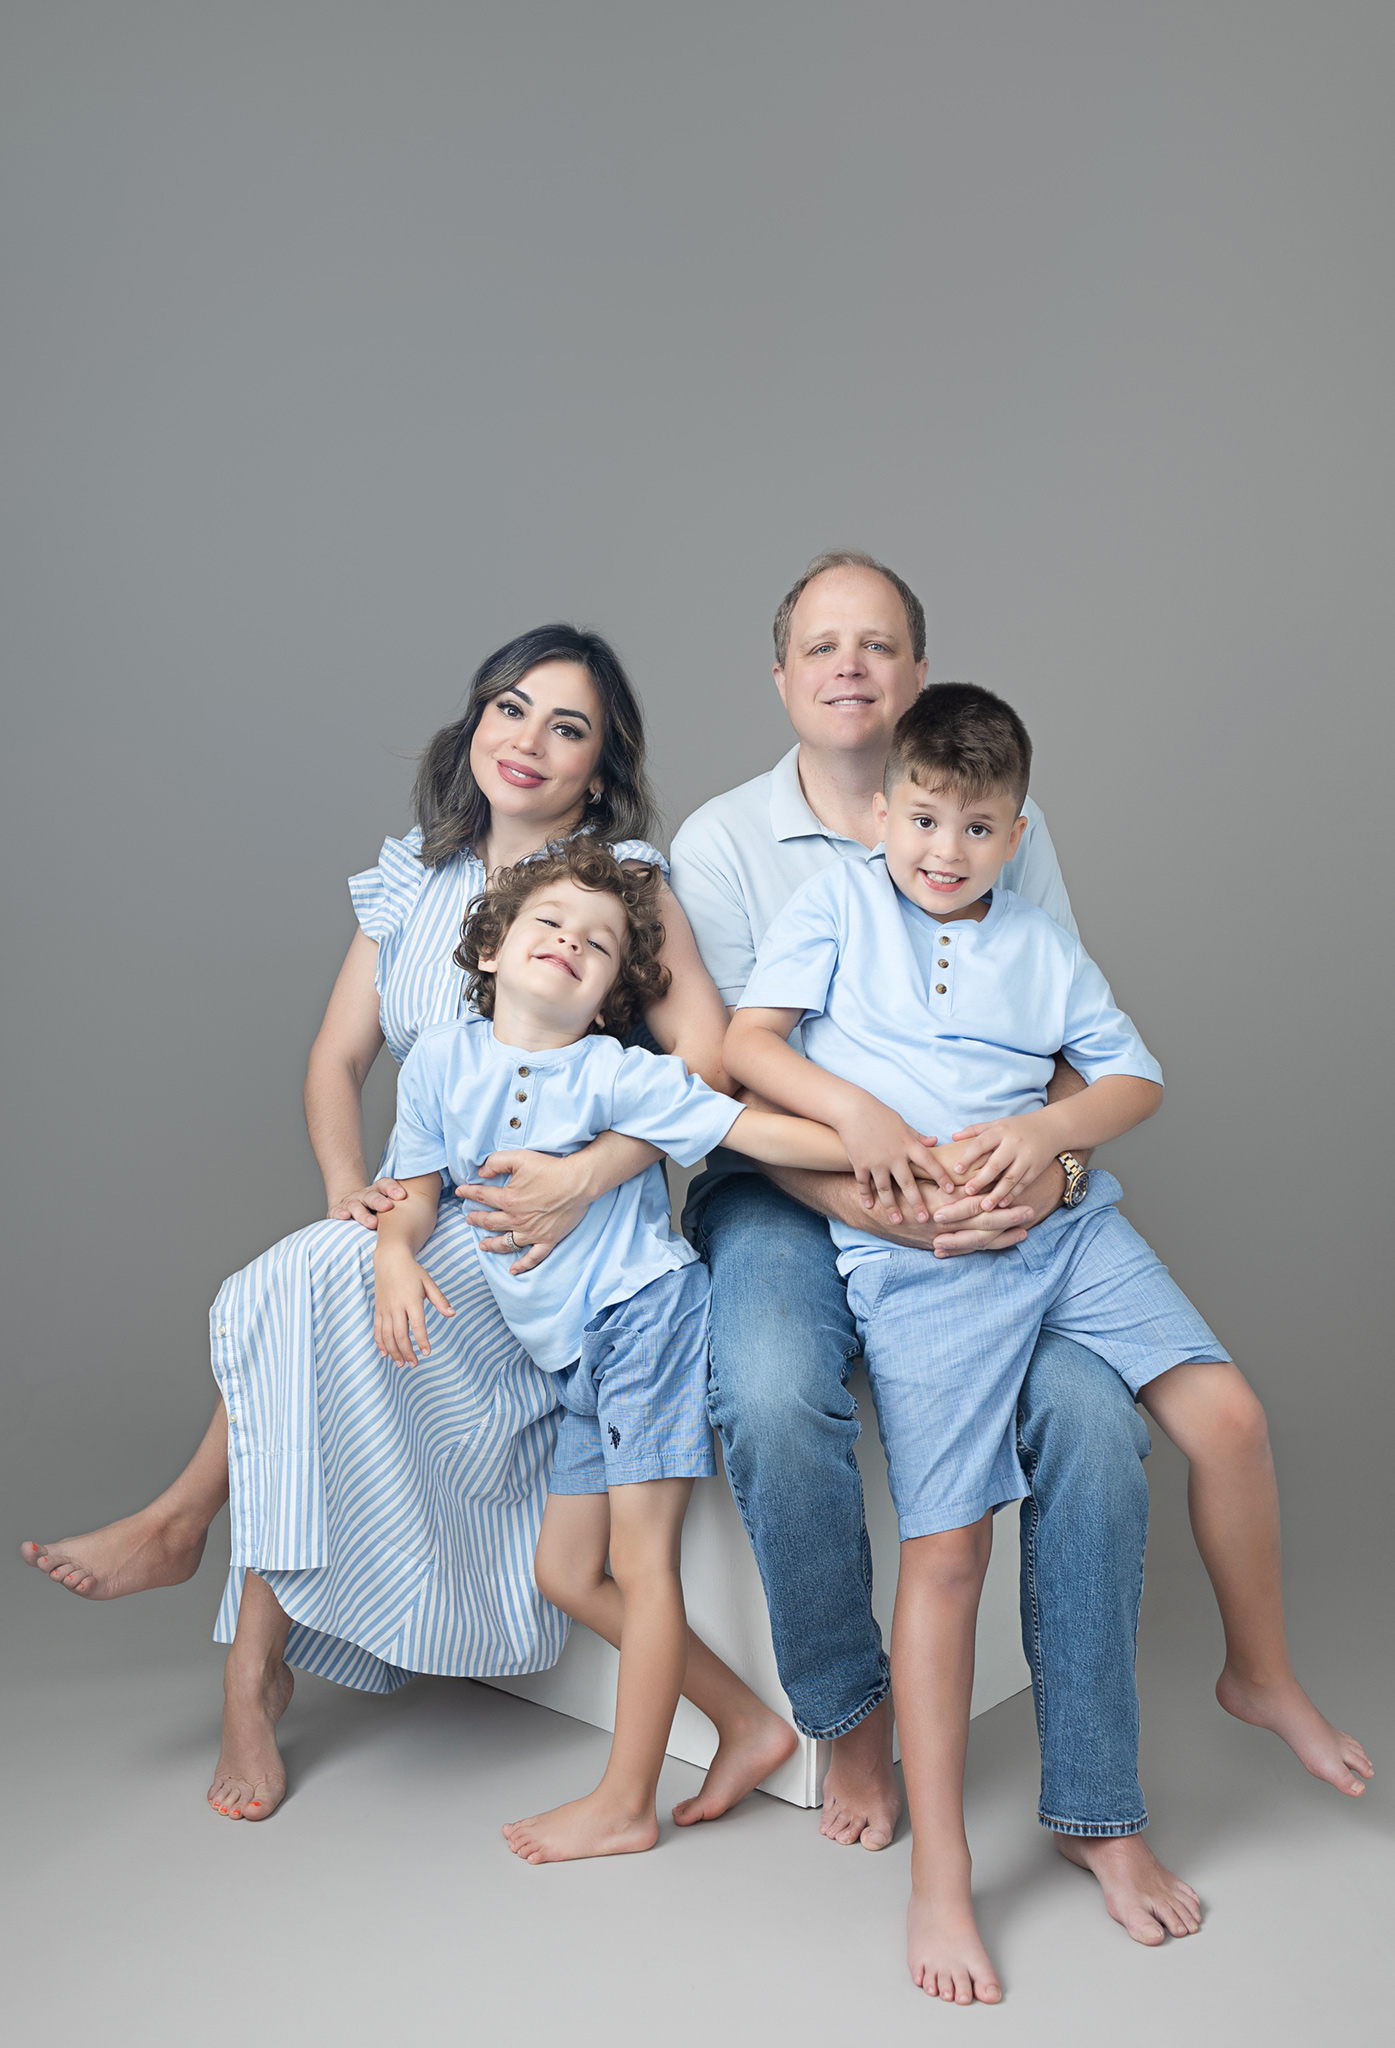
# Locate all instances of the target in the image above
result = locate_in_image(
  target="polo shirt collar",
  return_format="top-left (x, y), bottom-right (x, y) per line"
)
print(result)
top-left (768, 744), bottom-right (874, 852)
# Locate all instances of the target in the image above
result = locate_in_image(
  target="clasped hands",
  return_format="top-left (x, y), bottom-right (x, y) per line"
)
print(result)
top-left (837, 1098), bottom-right (1063, 1258)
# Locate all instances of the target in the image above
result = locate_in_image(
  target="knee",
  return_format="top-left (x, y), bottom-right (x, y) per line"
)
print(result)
top-left (904, 1521), bottom-right (992, 1598)
top-left (534, 1530), bottom-right (599, 1611)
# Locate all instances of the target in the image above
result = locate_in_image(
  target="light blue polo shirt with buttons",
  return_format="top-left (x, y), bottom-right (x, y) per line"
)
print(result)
top-left (738, 855), bottom-right (1162, 1274)
top-left (393, 1016), bottom-right (743, 1370)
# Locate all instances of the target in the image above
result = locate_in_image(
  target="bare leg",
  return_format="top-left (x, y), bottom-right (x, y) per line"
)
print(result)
top-left (207, 1570), bottom-right (294, 1821)
top-left (21, 1398), bottom-right (230, 1599)
top-left (894, 1517), bottom-right (1003, 2006)
top-left (1141, 1362), bottom-right (1373, 1797)
top-left (525, 1494), bottom-right (797, 1830)
top-left (820, 1699), bottom-right (902, 1850)
top-left (504, 1481), bottom-right (717, 1862)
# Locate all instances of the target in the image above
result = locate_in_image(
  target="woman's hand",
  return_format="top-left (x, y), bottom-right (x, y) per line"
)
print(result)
top-left (373, 1245), bottom-right (454, 1366)
top-left (951, 1112), bottom-right (1063, 1208)
top-left (456, 1150), bottom-right (596, 1274)
top-left (328, 1178), bottom-right (409, 1229)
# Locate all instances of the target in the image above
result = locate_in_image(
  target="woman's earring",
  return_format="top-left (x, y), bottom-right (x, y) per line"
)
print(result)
top-left (587, 788), bottom-right (603, 808)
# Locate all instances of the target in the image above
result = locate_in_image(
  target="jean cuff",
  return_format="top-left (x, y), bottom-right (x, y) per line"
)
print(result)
top-left (793, 1673), bottom-right (891, 1743)
top-left (1039, 1809), bottom-right (1149, 1838)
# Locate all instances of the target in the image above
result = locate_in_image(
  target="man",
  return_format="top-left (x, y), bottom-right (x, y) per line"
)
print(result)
top-left (668, 552), bottom-right (1201, 1945)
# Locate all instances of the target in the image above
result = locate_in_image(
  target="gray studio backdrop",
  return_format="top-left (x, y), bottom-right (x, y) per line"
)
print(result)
top-left (3, 2), bottom-right (1392, 1616)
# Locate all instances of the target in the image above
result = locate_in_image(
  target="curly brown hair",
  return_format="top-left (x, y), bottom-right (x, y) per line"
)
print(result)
top-left (453, 841), bottom-right (671, 1041)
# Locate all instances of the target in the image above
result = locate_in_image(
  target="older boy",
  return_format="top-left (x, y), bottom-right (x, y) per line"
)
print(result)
top-left (726, 682), bottom-right (1371, 2001)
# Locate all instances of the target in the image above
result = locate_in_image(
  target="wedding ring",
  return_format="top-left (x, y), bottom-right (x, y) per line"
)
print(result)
top-left (505, 1230), bottom-right (521, 1253)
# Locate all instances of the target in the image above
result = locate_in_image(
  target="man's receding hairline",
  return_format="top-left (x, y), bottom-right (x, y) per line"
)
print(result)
top-left (782, 565), bottom-right (913, 658)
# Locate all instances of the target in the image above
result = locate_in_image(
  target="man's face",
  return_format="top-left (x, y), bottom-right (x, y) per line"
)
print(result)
top-left (874, 777), bottom-right (1027, 923)
top-left (773, 566), bottom-right (928, 757)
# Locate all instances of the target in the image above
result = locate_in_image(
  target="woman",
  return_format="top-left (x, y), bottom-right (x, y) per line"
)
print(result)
top-left (22, 624), bottom-right (742, 1819)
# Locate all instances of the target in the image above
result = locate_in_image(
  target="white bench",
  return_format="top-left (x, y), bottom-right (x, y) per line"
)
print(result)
top-left (485, 1362), bottom-right (1030, 1806)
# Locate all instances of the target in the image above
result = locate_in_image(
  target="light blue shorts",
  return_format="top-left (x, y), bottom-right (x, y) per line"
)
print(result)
top-left (549, 1260), bottom-right (718, 1494)
top-left (844, 1173), bottom-right (1229, 1541)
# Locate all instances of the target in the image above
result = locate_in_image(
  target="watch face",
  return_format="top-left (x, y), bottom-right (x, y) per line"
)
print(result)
top-left (1064, 1168), bottom-right (1090, 1207)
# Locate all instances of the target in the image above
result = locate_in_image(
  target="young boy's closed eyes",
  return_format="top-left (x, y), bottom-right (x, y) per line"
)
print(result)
top-left (725, 682), bottom-right (1372, 2007)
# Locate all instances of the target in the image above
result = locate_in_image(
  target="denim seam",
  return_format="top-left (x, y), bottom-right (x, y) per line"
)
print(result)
top-left (1038, 1812), bottom-right (1149, 1838)
top-left (1016, 1417), bottom-right (1048, 1756)
top-left (797, 1676), bottom-right (892, 1745)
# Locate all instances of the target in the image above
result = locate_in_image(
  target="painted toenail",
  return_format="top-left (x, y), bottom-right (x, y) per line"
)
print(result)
top-left (250, 1801), bottom-right (260, 1808)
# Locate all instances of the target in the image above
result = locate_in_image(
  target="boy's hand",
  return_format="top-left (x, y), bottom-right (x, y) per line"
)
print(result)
top-left (951, 1113), bottom-right (1064, 1209)
top-left (837, 1101), bottom-right (957, 1226)
top-left (373, 1246), bottom-right (454, 1366)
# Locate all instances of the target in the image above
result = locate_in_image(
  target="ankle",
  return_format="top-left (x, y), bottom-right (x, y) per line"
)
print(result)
top-left (1220, 1656), bottom-right (1295, 1693)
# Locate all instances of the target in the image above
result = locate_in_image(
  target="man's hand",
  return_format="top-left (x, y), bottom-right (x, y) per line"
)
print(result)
top-left (456, 1149), bottom-right (594, 1275)
top-left (373, 1245), bottom-right (454, 1366)
top-left (328, 1177), bottom-right (408, 1229)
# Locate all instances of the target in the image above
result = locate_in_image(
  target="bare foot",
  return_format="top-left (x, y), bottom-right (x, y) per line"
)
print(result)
top-left (20, 1509), bottom-right (207, 1601)
top-left (671, 1706), bottom-right (798, 1827)
top-left (819, 1698), bottom-right (901, 1849)
top-left (1054, 1832), bottom-right (1202, 1943)
top-left (907, 1886), bottom-right (1002, 2004)
top-left (207, 1655), bottom-right (294, 1821)
top-left (502, 1791), bottom-right (659, 1864)
top-left (1216, 1666), bottom-right (1373, 1797)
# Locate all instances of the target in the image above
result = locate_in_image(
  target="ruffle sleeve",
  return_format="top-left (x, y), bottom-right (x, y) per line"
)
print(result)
top-left (348, 828), bottom-right (428, 944)
top-left (609, 837), bottom-right (669, 876)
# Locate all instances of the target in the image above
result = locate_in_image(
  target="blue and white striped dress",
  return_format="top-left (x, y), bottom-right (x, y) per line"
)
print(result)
top-left (211, 827), bottom-right (668, 1692)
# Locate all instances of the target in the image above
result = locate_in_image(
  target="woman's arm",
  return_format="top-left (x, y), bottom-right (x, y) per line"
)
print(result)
top-left (304, 931), bottom-right (409, 1226)
top-left (639, 882), bottom-right (738, 1093)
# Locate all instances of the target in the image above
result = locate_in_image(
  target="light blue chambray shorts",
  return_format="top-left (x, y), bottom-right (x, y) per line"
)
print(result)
top-left (549, 1259), bottom-right (718, 1494)
top-left (845, 1172), bottom-right (1229, 1541)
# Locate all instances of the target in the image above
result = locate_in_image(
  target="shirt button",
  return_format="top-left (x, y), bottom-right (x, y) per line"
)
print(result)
top-left (509, 1117), bottom-right (521, 1128)
top-left (935, 984), bottom-right (947, 995)
top-left (939, 936), bottom-right (951, 945)
top-left (217, 1323), bottom-right (228, 1336)
top-left (515, 1091), bottom-right (527, 1102)
top-left (937, 958), bottom-right (949, 968)
top-left (518, 1066), bottom-right (530, 1077)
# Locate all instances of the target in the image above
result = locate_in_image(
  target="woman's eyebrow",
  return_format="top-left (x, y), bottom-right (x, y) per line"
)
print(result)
top-left (502, 684), bottom-right (592, 728)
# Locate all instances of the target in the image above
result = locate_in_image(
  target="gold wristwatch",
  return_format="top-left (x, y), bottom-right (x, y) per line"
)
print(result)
top-left (1057, 1151), bottom-right (1090, 1207)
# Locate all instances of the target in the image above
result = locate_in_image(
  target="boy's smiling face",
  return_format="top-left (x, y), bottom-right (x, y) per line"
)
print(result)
top-left (875, 777), bottom-right (1028, 923)
top-left (479, 877), bottom-right (630, 1045)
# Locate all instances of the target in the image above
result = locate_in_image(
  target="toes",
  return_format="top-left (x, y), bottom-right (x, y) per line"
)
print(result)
top-left (1125, 1915), bottom-right (1166, 1946)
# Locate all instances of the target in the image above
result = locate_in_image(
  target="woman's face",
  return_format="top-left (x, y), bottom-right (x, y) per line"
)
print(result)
top-left (469, 661), bottom-right (606, 832)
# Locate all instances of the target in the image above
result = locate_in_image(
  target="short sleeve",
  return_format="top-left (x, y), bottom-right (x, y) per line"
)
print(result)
top-left (668, 830), bottom-right (757, 1006)
top-left (348, 829), bottom-right (428, 945)
top-left (607, 837), bottom-right (670, 877)
top-left (392, 1037), bottom-right (453, 1179)
top-left (607, 1047), bottom-right (744, 1166)
top-left (736, 870), bottom-right (843, 1020)
top-left (1002, 801), bottom-right (1077, 937)
top-left (1059, 948), bottom-right (1164, 1088)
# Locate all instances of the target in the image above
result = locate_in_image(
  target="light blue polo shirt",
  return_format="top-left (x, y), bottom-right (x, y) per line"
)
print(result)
top-left (394, 1016), bottom-right (743, 1370)
top-left (738, 855), bottom-right (1162, 1274)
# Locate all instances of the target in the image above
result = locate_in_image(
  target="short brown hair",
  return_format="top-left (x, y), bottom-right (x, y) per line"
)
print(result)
top-left (453, 840), bottom-right (671, 1040)
top-left (772, 550), bottom-right (927, 667)
top-left (885, 682), bottom-right (1033, 807)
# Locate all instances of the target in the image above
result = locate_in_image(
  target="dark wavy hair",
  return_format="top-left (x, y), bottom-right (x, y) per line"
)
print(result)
top-left (453, 841), bottom-right (671, 1041)
top-left (411, 624), bottom-right (658, 868)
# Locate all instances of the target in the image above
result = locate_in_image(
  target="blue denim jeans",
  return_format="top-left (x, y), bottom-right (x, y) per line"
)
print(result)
top-left (686, 1172), bottom-right (1153, 1836)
